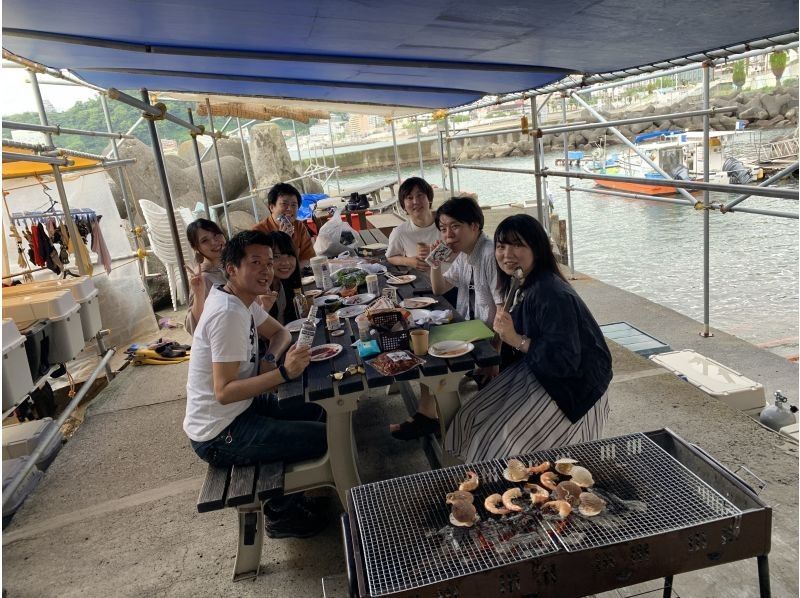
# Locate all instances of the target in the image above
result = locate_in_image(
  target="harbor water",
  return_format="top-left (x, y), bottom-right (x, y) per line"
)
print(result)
top-left (333, 148), bottom-right (798, 359)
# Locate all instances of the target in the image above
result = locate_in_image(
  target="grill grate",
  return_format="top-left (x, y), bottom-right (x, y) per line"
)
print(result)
top-left (520, 433), bottom-right (741, 552)
top-left (350, 432), bottom-right (742, 596)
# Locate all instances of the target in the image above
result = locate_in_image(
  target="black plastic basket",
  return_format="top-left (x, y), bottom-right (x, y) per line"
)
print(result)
top-left (368, 310), bottom-right (404, 330)
top-left (378, 327), bottom-right (411, 352)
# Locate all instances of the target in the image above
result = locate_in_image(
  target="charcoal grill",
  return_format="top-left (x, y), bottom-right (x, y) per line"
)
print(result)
top-left (342, 429), bottom-right (772, 598)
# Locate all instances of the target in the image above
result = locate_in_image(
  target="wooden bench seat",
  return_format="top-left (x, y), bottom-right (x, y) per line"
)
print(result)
top-left (196, 461), bottom-right (285, 581)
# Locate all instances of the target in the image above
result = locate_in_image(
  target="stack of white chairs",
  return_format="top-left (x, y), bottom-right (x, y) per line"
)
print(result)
top-left (139, 199), bottom-right (196, 311)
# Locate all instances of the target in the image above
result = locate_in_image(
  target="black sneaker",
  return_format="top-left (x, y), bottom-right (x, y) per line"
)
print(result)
top-left (265, 504), bottom-right (327, 539)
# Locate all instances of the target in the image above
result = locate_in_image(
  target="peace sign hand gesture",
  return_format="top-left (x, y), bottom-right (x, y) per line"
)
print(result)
top-left (185, 264), bottom-right (204, 296)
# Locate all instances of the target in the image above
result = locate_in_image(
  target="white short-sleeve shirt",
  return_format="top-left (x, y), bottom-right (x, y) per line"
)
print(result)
top-left (386, 219), bottom-right (440, 258)
top-left (443, 233), bottom-right (502, 327)
top-left (184, 286), bottom-right (270, 442)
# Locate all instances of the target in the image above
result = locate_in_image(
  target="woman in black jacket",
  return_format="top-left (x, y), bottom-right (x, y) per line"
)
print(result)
top-left (445, 214), bottom-right (612, 463)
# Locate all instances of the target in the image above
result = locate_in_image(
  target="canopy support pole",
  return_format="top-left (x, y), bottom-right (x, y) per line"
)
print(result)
top-left (444, 117), bottom-right (455, 194)
top-left (187, 108), bottom-right (211, 219)
top-left (236, 117), bottom-right (259, 218)
top-left (142, 88), bottom-right (190, 301)
top-left (391, 119), bottom-right (402, 188)
top-left (205, 98), bottom-right (232, 234)
top-left (701, 64), bottom-right (712, 339)
top-left (28, 69), bottom-right (89, 276)
top-left (327, 118), bottom-right (341, 195)
top-left (437, 127), bottom-right (447, 190)
top-left (530, 96), bottom-right (545, 225)
top-left (290, 120), bottom-right (306, 193)
top-left (561, 94), bottom-right (576, 278)
top-left (100, 95), bottom-right (135, 226)
top-left (414, 116), bottom-right (425, 178)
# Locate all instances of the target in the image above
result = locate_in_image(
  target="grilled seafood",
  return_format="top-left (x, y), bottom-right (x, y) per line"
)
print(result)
top-left (484, 493), bottom-right (511, 515)
top-left (527, 461), bottom-right (551, 475)
top-left (501, 488), bottom-right (525, 512)
top-left (503, 458), bottom-right (530, 482)
top-left (539, 471), bottom-right (559, 491)
top-left (568, 465), bottom-right (595, 488)
top-left (554, 457), bottom-right (578, 475)
top-left (554, 480), bottom-right (582, 507)
top-left (525, 483), bottom-right (550, 505)
top-left (450, 501), bottom-right (479, 527)
top-left (458, 471), bottom-right (479, 492)
top-left (578, 492), bottom-right (606, 517)
top-left (445, 490), bottom-right (474, 505)
top-left (541, 500), bottom-right (573, 520)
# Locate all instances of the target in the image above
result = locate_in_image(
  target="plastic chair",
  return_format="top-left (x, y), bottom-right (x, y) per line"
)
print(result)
top-left (139, 199), bottom-right (195, 311)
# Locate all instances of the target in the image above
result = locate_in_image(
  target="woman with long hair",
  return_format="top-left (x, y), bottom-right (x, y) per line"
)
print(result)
top-left (444, 214), bottom-right (613, 462)
top-left (262, 231), bottom-right (303, 325)
top-left (184, 218), bottom-right (228, 335)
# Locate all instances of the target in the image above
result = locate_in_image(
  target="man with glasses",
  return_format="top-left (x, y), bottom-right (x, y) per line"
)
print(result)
top-left (253, 182), bottom-right (316, 266)
top-left (430, 196), bottom-right (502, 387)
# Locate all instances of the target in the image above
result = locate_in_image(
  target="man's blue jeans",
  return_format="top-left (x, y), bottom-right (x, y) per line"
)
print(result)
top-left (191, 394), bottom-right (327, 468)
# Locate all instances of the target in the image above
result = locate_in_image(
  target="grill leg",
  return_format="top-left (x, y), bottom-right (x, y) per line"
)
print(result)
top-left (662, 575), bottom-right (673, 598)
top-left (232, 503), bottom-right (263, 582)
top-left (757, 555), bottom-right (771, 598)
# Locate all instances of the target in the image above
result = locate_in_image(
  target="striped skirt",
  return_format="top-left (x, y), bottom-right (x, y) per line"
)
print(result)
top-left (444, 360), bottom-right (610, 464)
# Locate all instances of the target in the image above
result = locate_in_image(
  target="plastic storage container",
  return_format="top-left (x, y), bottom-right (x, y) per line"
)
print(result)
top-left (2, 319), bottom-right (34, 411)
top-left (3, 290), bottom-right (84, 364)
top-left (650, 349), bottom-right (766, 416)
top-left (2, 417), bottom-right (63, 470)
top-left (2, 277), bottom-right (101, 341)
top-left (19, 320), bottom-right (51, 379)
top-left (2, 456), bottom-right (43, 520)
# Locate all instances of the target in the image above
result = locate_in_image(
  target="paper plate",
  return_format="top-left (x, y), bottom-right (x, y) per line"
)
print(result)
top-left (309, 344), bottom-right (343, 362)
top-left (304, 289), bottom-right (323, 298)
top-left (400, 297), bottom-right (437, 309)
top-left (301, 275), bottom-right (316, 286)
top-left (342, 293), bottom-right (376, 306)
top-left (337, 305), bottom-right (368, 318)
top-left (285, 318), bottom-right (320, 333)
top-left (428, 341), bottom-right (475, 359)
top-left (386, 274), bottom-right (416, 285)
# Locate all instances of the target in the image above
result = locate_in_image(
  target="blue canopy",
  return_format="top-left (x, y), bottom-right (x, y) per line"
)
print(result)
top-left (3, 0), bottom-right (798, 110)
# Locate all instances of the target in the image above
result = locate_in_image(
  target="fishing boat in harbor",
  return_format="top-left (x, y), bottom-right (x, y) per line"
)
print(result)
top-left (583, 129), bottom-right (764, 196)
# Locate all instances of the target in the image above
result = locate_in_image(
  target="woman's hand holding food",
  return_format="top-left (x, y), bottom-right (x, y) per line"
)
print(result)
top-left (257, 290), bottom-right (279, 312)
top-left (494, 308), bottom-right (522, 347)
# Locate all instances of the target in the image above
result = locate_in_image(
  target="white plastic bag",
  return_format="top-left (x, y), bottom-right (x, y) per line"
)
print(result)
top-left (313, 208), bottom-right (362, 257)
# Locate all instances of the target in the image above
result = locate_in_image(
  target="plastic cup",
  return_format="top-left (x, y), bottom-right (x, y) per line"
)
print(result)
top-left (410, 329), bottom-right (429, 356)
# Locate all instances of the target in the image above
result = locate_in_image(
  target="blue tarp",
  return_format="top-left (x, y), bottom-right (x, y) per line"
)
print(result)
top-left (3, 1), bottom-right (798, 110)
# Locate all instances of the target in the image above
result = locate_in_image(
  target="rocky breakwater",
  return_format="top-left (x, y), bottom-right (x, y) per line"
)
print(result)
top-left (456, 87), bottom-right (798, 157)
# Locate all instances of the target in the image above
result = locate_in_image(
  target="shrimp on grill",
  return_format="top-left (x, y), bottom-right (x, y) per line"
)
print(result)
top-left (527, 461), bottom-right (551, 475)
top-left (458, 471), bottom-right (479, 492)
top-left (541, 500), bottom-right (573, 520)
top-left (540, 471), bottom-right (559, 491)
top-left (501, 488), bottom-right (525, 512)
top-left (484, 493), bottom-right (511, 515)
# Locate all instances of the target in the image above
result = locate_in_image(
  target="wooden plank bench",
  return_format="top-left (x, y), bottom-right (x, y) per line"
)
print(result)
top-left (197, 461), bottom-right (285, 581)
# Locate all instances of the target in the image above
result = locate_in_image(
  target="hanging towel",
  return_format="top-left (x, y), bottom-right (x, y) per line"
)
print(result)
top-left (29, 224), bottom-right (44, 267)
top-left (36, 222), bottom-right (62, 275)
top-left (90, 218), bottom-right (112, 274)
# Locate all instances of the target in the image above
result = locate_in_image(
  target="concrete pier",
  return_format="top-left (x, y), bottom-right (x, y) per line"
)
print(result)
top-left (2, 271), bottom-right (796, 598)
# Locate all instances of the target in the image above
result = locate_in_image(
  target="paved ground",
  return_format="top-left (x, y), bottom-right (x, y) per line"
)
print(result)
top-left (2, 274), bottom-right (797, 598)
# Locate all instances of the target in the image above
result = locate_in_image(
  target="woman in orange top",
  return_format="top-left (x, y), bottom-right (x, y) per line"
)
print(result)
top-left (252, 182), bottom-right (315, 266)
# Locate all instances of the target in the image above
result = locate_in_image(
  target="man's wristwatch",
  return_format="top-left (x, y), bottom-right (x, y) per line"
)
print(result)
top-left (278, 364), bottom-right (292, 382)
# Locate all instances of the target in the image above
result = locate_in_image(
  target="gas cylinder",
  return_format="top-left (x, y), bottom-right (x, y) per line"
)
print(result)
top-left (759, 390), bottom-right (798, 431)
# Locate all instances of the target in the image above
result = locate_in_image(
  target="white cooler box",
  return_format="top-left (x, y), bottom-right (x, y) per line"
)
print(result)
top-left (2, 456), bottom-right (43, 519)
top-left (3, 290), bottom-right (84, 364)
top-left (2, 319), bottom-right (34, 411)
top-left (2, 417), bottom-right (63, 470)
top-left (651, 349), bottom-right (766, 416)
top-left (2, 277), bottom-right (101, 341)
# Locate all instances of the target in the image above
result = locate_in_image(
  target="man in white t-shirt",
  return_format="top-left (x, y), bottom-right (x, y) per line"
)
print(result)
top-left (386, 177), bottom-right (440, 271)
top-left (184, 230), bottom-right (326, 538)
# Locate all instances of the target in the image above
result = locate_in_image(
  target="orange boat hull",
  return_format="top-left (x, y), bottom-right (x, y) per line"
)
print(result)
top-left (594, 177), bottom-right (682, 196)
